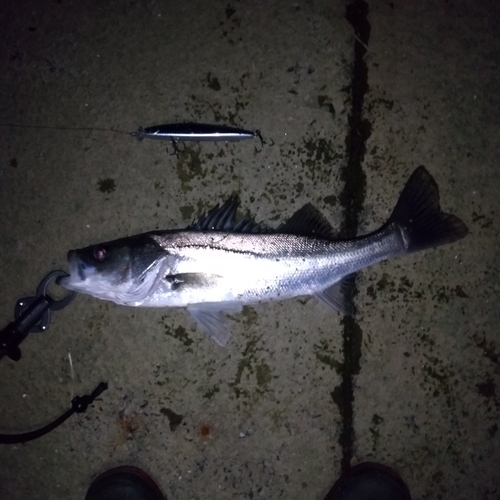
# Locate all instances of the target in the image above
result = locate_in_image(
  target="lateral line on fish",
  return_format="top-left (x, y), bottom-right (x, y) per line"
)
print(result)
top-left (159, 241), bottom-right (267, 258)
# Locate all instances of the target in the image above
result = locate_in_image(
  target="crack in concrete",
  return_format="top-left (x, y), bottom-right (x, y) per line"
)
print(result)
top-left (333, 0), bottom-right (371, 474)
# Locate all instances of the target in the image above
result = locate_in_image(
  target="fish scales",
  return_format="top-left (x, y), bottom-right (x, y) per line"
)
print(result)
top-left (146, 228), bottom-right (404, 306)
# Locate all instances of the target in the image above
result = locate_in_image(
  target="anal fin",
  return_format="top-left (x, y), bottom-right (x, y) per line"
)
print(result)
top-left (314, 274), bottom-right (357, 316)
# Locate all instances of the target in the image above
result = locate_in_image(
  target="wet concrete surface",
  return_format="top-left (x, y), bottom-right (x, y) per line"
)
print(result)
top-left (0, 1), bottom-right (498, 499)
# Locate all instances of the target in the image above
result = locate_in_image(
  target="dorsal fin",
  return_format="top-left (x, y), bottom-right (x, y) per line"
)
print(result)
top-left (188, 197), bottom-right (267, 233)
top-left (277, 204), bottom-right (337, 239)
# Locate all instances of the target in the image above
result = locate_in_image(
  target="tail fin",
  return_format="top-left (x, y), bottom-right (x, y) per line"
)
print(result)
top-left (388, 166), bottom-right (468, 253)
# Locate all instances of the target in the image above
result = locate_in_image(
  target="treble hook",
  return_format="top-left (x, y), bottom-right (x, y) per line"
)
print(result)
top-left (254, 130), bottom-right (274, 152)
top-left (166, 140), bottom-right (186, 157)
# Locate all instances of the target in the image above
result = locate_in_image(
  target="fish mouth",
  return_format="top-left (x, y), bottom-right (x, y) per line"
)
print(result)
top-left (57, 250), bottom-right (90, 290)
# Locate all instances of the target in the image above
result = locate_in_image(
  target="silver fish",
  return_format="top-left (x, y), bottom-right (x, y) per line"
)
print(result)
top-left (59, 167), bottom-right (468, 346)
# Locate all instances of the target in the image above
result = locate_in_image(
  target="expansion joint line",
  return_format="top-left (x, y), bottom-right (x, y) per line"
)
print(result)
top-left (332, 0), bottom-right (371, 475)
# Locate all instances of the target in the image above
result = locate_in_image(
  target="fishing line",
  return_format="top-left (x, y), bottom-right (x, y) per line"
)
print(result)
top-left (0, 123), bottom-right (131, 135)
top-left (1, 121), bottom-right (274, 155)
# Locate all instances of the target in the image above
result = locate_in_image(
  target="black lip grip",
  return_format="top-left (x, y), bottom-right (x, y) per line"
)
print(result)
top-left (0, 270), bottom-right (77, 361)
top-left (0, 271), bottom-right (107, 445)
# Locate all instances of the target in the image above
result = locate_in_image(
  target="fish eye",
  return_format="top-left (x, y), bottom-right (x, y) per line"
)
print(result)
top-left (93, 246), bottom-right (107, 262)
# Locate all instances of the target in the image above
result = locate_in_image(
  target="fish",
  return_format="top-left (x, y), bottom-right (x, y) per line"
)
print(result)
top-left (58, 167), bottom-right (468, 346)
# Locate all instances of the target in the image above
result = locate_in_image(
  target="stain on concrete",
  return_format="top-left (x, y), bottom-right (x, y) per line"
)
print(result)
top-left (314, 339), bottom-right (342, 370)
top-left (200, 424), bottom-right (211, 437)
top-left (256, 362), bottom-right (272, 388)
top-left (176, 148), bottom-right (205, 192)
top-left (180, 205), bottom-right (195, 221)
top-left (295, 181), bottom-right (304, 195)
top-left (367, 98), bottom-right (394, 113)
top-left (118, 410), bottom-right (139, 439)
top-left (473, 335), bottom-right (499, 365)
top-left (471, 211), bottom-right (493, 229)
top-left (230, 335), bottom-right (269, 399)
top-left (220, 4), bottom-right (241, 45)
top-left (225, 5), bottom-right (235, 19)
top-left (477, 378), bottom-right (496, 398)
top-left (367, 274), bottom-right (427, 303)
top-left (160, 408), bottom-right (184, 431)
top-left (369, 413), bottom-right (384, 451)
top-left (240, 306), bottom-right (258, 328)
top-left (162, 321), bottom-right (194, 348)
top-left (453, 285), bottom-right (468, 298)
top-left (206, 72), bottom-right (221, 91)
top-left (318, 95), bottom-right (336, 118)
top-left (301, 137), bottom-right (341, 182)
top-left (488, 423), bottom-right (498, 438)
top-left (97, 178), bottom-right (116, 193)
top-left (429, 283), bottom-right (469, 304)
top-left (203, 385), bottom-right (220, 399)
top-left (323, 195), bottom-right (337, 206)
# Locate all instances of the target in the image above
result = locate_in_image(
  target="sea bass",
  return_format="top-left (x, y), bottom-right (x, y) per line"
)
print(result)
top-left (59, 167), bottom-right (468, 346)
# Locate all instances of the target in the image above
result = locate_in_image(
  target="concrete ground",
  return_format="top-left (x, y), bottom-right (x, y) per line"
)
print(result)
top-left (0, 1), bottom-right (498, 499)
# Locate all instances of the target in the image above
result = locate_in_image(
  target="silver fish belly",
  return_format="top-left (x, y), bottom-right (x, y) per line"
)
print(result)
top-left (59, 167), bottom-right (468, 346)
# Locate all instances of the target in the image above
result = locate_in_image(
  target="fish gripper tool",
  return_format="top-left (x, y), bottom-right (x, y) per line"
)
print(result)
top-left (0, 270), bottom-right (76, 361)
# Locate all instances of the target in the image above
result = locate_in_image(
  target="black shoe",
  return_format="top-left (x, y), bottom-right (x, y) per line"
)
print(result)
top-left (324, 462), bottom-right (412, 500)
top-left (85, 466), bottom-right (166, 500)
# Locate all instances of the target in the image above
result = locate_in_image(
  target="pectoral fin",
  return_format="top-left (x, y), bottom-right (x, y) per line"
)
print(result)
top-left (164, 273), bottom-right (221, 291)
top-left (187, 303), bottom-right (243, 346)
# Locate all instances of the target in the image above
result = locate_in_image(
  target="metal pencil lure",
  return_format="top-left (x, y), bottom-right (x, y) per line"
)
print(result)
top-left (130, 122), bottom-right (272, 155)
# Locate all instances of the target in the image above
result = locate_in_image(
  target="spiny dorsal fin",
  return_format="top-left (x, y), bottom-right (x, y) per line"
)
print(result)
top-left (277, 203), bottom-right (337, 239)
top-left (188, 197), bottom-right (267, 233)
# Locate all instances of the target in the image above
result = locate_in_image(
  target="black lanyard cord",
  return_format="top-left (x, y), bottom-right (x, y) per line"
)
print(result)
top-left (0, 382), bottom-right (108, 444)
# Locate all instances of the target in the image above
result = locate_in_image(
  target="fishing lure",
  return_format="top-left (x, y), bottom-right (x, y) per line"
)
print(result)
top-left (1, 122), bottom-right (273, 155)
top-left (130, 122), bottom-right (272, 154)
